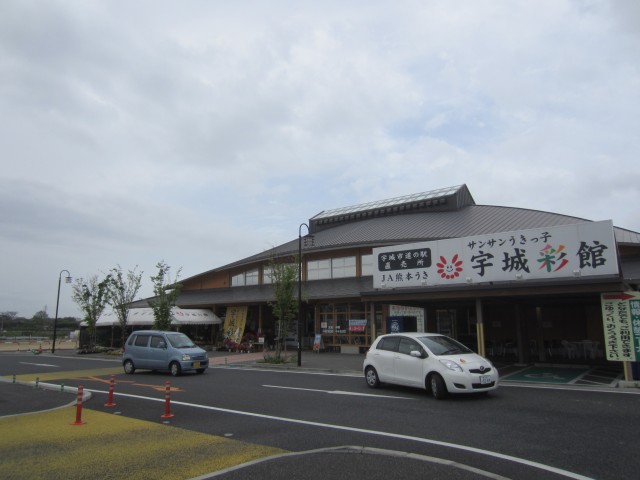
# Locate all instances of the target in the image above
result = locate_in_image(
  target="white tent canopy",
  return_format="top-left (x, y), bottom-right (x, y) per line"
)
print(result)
top-left (92, 307), bottom-right (221, 327)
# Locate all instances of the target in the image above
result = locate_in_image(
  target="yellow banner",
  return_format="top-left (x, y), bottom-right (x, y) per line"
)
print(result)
top-left (223, 306), bottom-right (248, 344)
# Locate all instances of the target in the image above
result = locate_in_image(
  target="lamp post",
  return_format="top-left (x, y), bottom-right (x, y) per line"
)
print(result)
top-left (298, 223), bottom-right (313, 367)
top-left (52, 269), bottom-right (72, 354)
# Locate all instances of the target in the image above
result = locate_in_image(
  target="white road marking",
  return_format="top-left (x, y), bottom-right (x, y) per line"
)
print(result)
top-left (19, 362), bottom-right (59, 367)
top-left (218, 365), bottom-right (361, 378)
top-left (85, 387), bottom-right (594, 480)
top-left (501, 383), bottom-right (640, 395)
top-left (262, 384), bottom-right (412, 399)
top-left (200, 445), bottom-right (512, 480)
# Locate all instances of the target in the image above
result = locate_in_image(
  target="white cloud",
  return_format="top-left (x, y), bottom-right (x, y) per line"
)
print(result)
top-left (1, 0), bottom-right (638, 317)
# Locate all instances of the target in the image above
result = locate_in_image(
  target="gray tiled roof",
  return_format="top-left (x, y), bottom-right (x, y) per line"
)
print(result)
top-left (130, 277), bottom-right (375, 308)
top-left (188, 204), bottom-right (640, 282)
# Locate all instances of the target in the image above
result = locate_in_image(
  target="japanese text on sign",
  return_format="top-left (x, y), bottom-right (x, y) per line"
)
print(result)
top-left (373, 220), bottom-right (618, 289)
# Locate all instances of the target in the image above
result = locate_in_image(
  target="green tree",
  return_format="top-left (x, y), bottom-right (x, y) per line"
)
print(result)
top-left (149, 261), bottom-right (182, 331)
top-left (0, 311), bottom-right (17, 335)
top-left (72, 275), bottom-right (111, 350)
top-left (267, 258), bottom-right (299, 360)
top-left (106, 265), bottom-right (143, 348)
top-left (28, 309), bottom-right (49, 336)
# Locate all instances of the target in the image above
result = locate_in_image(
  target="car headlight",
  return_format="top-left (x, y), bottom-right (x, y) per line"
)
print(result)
top-left (439, 359), bottom-right (463, 372)
top-left (182, 354), bottom-right (192, 361)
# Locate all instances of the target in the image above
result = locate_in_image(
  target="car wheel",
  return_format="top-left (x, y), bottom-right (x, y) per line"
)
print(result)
top-left (429, 373), bottom-right (448, 400)
top-left (123, 359), bottom-right (135, 375)
top-left (170, 362), bottom-right (181, 377)
top-left (196, 368), bottom-right (205, 374)
top-left (365, 366), bottom-right (380, 388)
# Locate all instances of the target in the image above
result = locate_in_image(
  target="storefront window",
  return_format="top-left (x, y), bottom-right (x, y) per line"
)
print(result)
top-left (262, 266), bottom-right (273, 284)
top-left (232, 269), bottom-right (259, 286)
top-left (317, 302), bottom-right (375, 349)
top-left (336, 304), bottom-right (348, 338)
top-left (308, 259), bottom-right (331, 280)
top-left (245, 269), bottom-right (259, 286)
top-left (361, 254), bottom-right (373, 276)
top-left (319, 304), bottom-right (334, 335)
top-left (332, 256), bottom-right (356, 278)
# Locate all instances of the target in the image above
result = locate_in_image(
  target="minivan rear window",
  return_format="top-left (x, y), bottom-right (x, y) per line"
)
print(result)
top-left (134, 335), bottom-right (150, 347)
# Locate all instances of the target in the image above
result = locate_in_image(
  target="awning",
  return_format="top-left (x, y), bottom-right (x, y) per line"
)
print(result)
top-left (90, 307), bottom-right (221, 327)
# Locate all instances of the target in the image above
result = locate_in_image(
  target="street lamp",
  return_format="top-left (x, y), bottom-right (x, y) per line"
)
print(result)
top-left (52, 269), bottom-right (72, 354)
top-left (298, 223), bottom-right (314, 367)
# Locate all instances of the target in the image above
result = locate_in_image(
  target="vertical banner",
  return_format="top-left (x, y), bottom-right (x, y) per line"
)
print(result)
top-left (313, 334), bottom-right (324, 352)
top-left (223, 306), bottom-right (248, 345)
top-left (601, 292), bottom-right (640, 361)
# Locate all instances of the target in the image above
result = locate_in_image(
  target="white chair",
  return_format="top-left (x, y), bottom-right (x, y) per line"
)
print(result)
top-left (561, 340), bottom-right (578, 359)
top-left (581, 340), bottom-right (597, 359)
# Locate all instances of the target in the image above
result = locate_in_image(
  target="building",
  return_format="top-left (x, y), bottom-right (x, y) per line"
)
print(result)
top-left (133, 185), bottom-right (640, 369)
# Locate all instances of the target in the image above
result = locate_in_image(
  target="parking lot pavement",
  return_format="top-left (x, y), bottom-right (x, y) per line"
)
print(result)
top-left (1, 350), bottom-right (634, 480)
top-left (0, 380), bottom-right (76, 416)
top-left (0, 379), bottom-right (286, 480)
top-left (498, 363), bottom-right (624, 387)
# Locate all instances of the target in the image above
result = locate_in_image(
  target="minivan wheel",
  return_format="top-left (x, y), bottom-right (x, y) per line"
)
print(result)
top-left (429, 373), bottom-right (448, 400)
top-left (123, 359), bottom-right (135, 375)
top-left (365, 366), bottom-right (380, 388)
top-left (170, 362), bottom-right (182, 377)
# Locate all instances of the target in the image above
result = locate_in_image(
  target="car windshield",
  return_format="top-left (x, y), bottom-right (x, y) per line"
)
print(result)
top-left (417, 335), bottom-right (472, 356)
top-left (167, 333), bottom-right (196, 349)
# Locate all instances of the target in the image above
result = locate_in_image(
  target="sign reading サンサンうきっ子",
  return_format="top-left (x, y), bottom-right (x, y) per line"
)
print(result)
top-left (601, 292), bottom-right (640, 362)
top-left (373, 220), bottom-right (619, 288)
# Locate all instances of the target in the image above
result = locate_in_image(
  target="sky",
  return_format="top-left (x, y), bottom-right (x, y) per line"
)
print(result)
top-left (1, 0), bottom-right (639, 319)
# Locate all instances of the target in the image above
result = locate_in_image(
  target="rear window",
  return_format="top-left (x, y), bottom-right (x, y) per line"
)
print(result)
top-left (150, 336), bottom-right (166, 348)
top-left (134, 335), bottom-right (150, 347)
top-left (377, 336), bottom-right (400, 352)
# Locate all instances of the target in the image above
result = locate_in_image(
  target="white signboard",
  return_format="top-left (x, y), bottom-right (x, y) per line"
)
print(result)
top-left (373, 220), bottom-right (618, 289)
top-left (601, 292), bottom-right (640, 362)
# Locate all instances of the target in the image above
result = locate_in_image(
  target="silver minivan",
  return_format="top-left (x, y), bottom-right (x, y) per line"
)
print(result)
top-left (123, 330), bottom-right (209, 376)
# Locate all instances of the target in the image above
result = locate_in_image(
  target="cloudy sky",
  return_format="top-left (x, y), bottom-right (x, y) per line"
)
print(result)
top-left (1, 1), bottom-right (639, 319)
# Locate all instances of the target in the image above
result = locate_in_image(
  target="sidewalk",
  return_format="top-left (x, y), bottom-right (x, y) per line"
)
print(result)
top-left (211, 349), bottom-right (364, 374)
top-left (0, 338), bottom-right (77, 353)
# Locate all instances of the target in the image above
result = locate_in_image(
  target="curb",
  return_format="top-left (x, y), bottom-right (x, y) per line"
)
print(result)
top-left (0, 378), bottom-right (91, 418)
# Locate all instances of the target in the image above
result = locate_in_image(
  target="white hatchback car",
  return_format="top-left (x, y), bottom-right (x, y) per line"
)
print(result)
top-left (363, 332), bottom-right (498, 399)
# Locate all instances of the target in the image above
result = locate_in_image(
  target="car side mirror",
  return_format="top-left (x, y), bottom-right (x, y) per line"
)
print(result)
top-left (159, 342), bottom-right (166, 349)
top-left (410, 350), bottom-right (426, 358)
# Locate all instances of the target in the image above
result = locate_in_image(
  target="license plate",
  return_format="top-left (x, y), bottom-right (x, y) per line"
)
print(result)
top-left (480, 375), bottom-right (491, 384)
top-left (193, 361), bottom-right (200, 368)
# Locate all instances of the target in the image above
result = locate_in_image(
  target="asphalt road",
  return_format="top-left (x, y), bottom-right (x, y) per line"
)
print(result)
top-left (2, 352), bottom-right (639, 480)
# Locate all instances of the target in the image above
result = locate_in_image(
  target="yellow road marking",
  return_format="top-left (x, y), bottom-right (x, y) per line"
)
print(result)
top-left (0, 407), bottom-right (286, 479)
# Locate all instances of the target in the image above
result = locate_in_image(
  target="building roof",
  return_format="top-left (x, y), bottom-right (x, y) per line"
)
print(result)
top-left (131, 277), bottom-right (373, 309)
top-left (181, 184), bottom-right (640, 284)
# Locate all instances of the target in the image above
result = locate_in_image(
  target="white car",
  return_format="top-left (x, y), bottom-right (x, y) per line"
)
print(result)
top-left (363, 332), bottom-right (498, 399)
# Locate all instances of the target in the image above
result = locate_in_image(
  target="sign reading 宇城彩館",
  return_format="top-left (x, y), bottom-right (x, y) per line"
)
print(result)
top-left (372, 220), bottom-right (618, 288)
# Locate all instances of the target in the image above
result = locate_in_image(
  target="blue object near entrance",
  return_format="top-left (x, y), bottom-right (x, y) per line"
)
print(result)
top-left (386, 316), bottom-right (417, 333)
